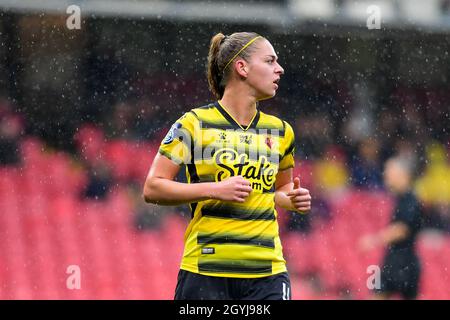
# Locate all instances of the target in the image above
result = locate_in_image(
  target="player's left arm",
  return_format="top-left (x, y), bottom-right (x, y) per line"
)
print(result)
top-left (274, 168), bottom-right (311, 214)
top-left (378, 222), bottom-right (410, 245)
top-left (359, 197), bottom-right (420, 251)
top-left (359, 222), bottom-right (409, 251)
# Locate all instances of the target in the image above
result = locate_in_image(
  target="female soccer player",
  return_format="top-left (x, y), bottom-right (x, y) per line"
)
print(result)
top-left (143, 32), bottom-right (311, 300)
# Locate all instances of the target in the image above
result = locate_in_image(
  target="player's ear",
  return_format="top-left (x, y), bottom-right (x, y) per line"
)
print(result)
top-left (235, 60), bottom-right (248, 78)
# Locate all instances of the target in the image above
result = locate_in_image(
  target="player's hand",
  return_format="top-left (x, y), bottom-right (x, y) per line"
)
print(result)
top-left (287, 177), bottom-right (311, 213)
top-left (358, 235), bottom-right (378, 252)
top-left (213, 176), bottom-right (253, 203)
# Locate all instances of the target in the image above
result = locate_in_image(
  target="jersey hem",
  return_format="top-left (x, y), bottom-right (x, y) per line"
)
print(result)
top-left (180, 264), bottom-right (287, 279)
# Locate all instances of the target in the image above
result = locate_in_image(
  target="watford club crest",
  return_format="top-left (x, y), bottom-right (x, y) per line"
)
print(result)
top-left (265, 137), bottom-right (273, 149)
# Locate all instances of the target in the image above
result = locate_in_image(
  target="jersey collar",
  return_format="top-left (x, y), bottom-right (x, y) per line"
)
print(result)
top-left (215, 101), bottom-right (260, 131)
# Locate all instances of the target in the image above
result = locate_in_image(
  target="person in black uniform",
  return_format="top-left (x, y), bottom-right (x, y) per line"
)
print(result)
top-left (359, 156), bottom-right (422, 299)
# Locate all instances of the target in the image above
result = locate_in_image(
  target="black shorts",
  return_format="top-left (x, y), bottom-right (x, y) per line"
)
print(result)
top-left (375, 251), bottom-right (421, 299)
top-left (174, 269), bottom-right (291, 300)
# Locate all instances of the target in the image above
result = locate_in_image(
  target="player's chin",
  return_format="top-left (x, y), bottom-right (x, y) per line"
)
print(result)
top-left (257, 90), bottom-right (277, 101)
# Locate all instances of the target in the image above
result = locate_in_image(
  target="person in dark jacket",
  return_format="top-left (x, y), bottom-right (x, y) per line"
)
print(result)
top-left (360, 156), bottom-right (422, 299)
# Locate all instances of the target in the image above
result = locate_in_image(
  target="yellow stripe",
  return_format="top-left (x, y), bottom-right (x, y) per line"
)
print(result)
top-left (199, 245), bottom-right (277, 261)
top-left (196, 215), bottom-right (277, 238)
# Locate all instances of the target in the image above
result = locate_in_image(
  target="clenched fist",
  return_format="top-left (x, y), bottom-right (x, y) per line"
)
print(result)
top-left (287, 177), bottom-right (311, 213)
top-left (212, 176), bottom-right (253, 203)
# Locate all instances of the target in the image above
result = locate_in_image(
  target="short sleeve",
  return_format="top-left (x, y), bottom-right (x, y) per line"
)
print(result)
top-left (158, 112), bottom-right (196, 165)
top-left (279, 121), bottom-right (295, 171)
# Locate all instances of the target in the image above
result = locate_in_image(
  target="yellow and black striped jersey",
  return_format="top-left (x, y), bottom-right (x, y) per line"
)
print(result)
top-left (158, 101), bottom-right (295, 278)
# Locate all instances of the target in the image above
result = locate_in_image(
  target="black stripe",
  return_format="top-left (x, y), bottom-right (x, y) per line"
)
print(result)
top-left (249, 110), bottom-right (260, 130)
top-left (279, 164), bottom-right (294, 171)
top-left (201, 206), bottom-right (275, 221)
top-left (187, 163), bottom-right (200, 183)
top-left (199, 122), bottom-right (285, 137)
top-left (260, 128), bottom-right (285, 137)
top-left (197, 103), bottom-right (216, 110)
top-left (197, 144), bottom-right (281, 164)
top-left (279, 128), bottom-right (294, 163)
top-left (214, 101), bottom-right (240, 130)
top-left (198, 260), bottom-right (273, 274)
top-left (198, 234), bottom-right (275, 249)
top-left (187, 131), bottom-right (200, 219)
top-left (174, 127), bottom-right (193, 150)
top-left (263, 185), bottom-right (276, 194)
top-left (189, 202), bottom-right (198, 220)
top-left (199, 121), bottom-right (236, 131)
top-left (158, 148), bottom-right (183, 165)
top-left (283, 141), bottom-right (295, 159)
top-left (281, 120), bottom-right (294, 159)
top-left (197, 174), bottom-right (216, 183)
top-left (188, 110), bottom-right (200, 120)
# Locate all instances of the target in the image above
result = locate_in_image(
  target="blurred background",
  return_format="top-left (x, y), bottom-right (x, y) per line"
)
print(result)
top-left (0, 0), bottom-right (449, 299)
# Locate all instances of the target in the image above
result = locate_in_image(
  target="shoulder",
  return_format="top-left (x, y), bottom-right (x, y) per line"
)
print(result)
top-left (260, 111), bottom-right (294, 130)
top-left (172, 102), bottom-right (218, 131)
top-left (258, 111), bottom-right (285, 129)
top-left (258, 111), bottom-right (295, 139)
top-left (191, 101), bottom-right (217, 112)
top-left (175, 103), bottom-right (214, 124)
top-left (188, 102), bottom-right (218, 121)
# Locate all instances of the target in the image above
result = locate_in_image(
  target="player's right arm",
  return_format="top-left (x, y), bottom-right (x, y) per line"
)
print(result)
top-left (142, 111), bottom-right (252, 206)
top-left (142, 153), bottom-right (252, 206)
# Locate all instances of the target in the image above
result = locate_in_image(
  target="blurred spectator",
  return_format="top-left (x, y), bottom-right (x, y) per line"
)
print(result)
top-left (83, 159), bottom-right (113, 200)
top-left (0, 99), bottom-right (24, 166)
top-left (128, 184), bottom-right (167, 230)
top-left (84, 46), bottom-right (132, 122)
top-left (415, 142), bottom-right (450, 231)
top-left (73, 123), bottom-right (106, 165)
top-left (415, 142), bottom-right (450, 205)
top-left (134, 97), bottom-right (170, 141)
top-left (287, 147), bottom-right (346, 233)
top-left (313, 145), bottom-right (349, 198)
top-left (400, 104), bottom-right (426, 143)
top-left (106, 101), bottom-right (136, 139)
top-left (350, 137), bottom-right (383, 189)
top-left (296, 113), bottom-right (333, 160)
top-left (73, 123), bottom-right (113, 200)
top-left (342, 83), bottom-right (375, 146)
top-left (394, 139), bottom-right (419, 174)
top-left (359, 156), bottom-right (423, 300)
top-left (374, 109), bottom-right (399, 159)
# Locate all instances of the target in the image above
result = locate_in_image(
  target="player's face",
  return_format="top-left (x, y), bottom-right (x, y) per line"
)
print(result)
top-left (384, 161), bottom-right (407, 192)
top-left (245, 39), bottom-right (284, 101)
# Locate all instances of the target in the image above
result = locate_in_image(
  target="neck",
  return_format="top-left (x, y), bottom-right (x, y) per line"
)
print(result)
top-left (219, 86), bottom-right (258, 127)
top-left (393, 183), bottom-right (410, 195)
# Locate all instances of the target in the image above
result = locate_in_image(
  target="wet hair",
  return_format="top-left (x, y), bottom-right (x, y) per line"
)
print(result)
top-left (206, 32), bottom-right (263, 100)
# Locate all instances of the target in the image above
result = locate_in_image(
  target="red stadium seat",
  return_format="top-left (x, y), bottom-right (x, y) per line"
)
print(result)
top-left (282, 233), bottom-right (315, 276)
top-left (104, 140), bottom-right (133, 182)
top-left (4, 139), bottom-right (449, 300)
top-left (73, 124), bottom-right (106, 165)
